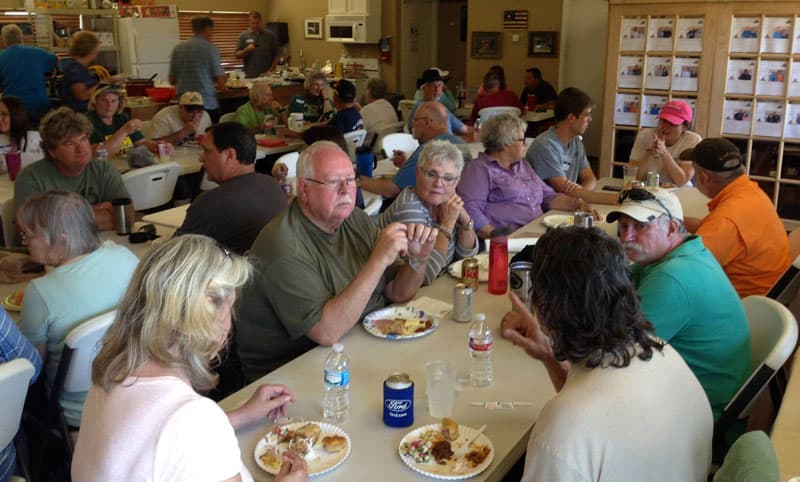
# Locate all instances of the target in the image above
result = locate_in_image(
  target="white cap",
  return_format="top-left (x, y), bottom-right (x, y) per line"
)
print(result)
top-left (606, 188), bottom-right (684, 223)
top-left (333, 343), bottom-right (343, 352)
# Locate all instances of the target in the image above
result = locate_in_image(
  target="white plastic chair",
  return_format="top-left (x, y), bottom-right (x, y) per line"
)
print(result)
top-left (370, 121), bottom-right (405, 157)
top-left (2, 200), bottom-right (16, 247)
top-left (343, 129), bottom-right (368, 162)
top-left (0, 358), bottom-right (35, 480)
top-left (219, 112), bottom-right (238, 124)
top-left (276, 151), bottom-right (300, 179)
top-left (362, 191), bottom-right (382, 217)
top-left (122, 162), bottom-right (182, 211)
top-left (199, 172), bottom-right (219, 192)
top-left (713, 296), bottom-right (799, 460)
top-left (478, 106), bottom-right (522, 124)
top-left (139, 120), bottom-right (155, 139)
top-left (381, 133), bottom-right (419, 159)
top-left (398, 99), bottom-right (416, 123)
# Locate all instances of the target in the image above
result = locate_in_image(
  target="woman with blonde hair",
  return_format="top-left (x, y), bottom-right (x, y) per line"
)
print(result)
top-left (72, 235), bottom-right (307, 482)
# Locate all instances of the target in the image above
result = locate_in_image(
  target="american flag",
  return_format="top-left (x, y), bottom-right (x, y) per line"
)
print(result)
top-left (503, 10), bottom-right (528, 30)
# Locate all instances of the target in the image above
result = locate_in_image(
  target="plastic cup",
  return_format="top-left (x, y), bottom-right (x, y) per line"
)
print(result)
top-left (425, 360), bottom-right (457, 418)
top-left (6, 151), bottom-right (21, 181)
top-left (623, 164), bottom-right (639, 186)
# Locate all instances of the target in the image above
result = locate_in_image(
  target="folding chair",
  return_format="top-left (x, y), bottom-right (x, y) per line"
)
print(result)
top-left (0, 359), bottom-right (36, 482)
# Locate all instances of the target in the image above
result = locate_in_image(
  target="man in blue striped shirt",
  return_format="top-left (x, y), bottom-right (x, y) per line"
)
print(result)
top-left (0, 307), bottom-right (41, 482)
top-left (169, 16), bottom-right (227, 122)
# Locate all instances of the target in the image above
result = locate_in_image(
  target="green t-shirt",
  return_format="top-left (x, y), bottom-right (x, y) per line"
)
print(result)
top-left (236, 202), bottom-right (385, 380)
top-left (287, 93), bottom-right (329, 123)
top-left (631, 235), bottom-right (751, 420)
top-left (234, 101), bottom-right (281, 130)
top-left (14, 157), bottom-right (129, 212)
top-left (87, 111), bottom-right (144, 155)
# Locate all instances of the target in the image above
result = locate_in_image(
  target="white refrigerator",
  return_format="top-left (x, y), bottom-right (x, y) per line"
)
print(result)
top-left (117, 17), bottom-right (180, 81)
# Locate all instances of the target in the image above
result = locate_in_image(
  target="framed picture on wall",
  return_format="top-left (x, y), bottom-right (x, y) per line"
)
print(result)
top-left (471, 32), bottom-right (501, 58)
top-left (305, 18), bottom-right (323, 39)
top-left (529, 31), bottom-right (558, 57)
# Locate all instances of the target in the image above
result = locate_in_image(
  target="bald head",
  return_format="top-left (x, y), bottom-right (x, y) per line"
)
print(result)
top-left (413, 101), bottom-right (448, 141)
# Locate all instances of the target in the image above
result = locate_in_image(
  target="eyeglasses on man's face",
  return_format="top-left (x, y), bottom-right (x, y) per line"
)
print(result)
top-left (420, 168), bottom-right (459, 186)
top-left (304, 177), bottom-right (357, 191)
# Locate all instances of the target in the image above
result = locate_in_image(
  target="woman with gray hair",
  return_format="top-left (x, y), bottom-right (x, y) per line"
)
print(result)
top-left (16, 190), bottom-right (139, 429)
top-left (379, 140), bottom-right (477, 284)
top-left (0, 23), bottom-right (57, 124)
top-left (235, 80), bottom-right (287, 133)
top-left (72, 235), bottom-right (307, 482)
top-left (457, 113), bottom-right (597, 238)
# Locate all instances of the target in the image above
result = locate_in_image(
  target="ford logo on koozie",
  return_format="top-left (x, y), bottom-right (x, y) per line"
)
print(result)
top-left (385, 399), bottom-right (412, 411)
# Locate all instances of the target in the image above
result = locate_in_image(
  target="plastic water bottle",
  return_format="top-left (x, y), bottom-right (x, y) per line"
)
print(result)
top-left (96, 143), bottom-right (108, 162)
top-left (468, 313), bottom-right (494, 387)
top-left (323, 343), bottom-right (350, 424)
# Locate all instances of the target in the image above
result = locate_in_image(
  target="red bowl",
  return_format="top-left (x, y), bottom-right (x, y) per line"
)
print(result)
top-left (145, 87), bottom-right (176, 103)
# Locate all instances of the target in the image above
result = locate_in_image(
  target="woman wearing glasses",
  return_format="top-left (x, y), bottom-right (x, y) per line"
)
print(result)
top-left (458, 113), bottom-right (596, 238)
top-left (378, 140), bottom-right (478, 285)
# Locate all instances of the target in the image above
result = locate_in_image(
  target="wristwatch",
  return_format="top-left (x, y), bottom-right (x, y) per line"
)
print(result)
top-left (459, 219), bottom-right (474, 231)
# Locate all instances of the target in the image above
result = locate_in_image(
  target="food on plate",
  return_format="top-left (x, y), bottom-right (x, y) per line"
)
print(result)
top-left (294, 423), bottom-right (321, 444)
top-left (13, 290), bottom-right (23, 306)
top-left (466, 445), bottom-right (491, 466)
top-left (431, 440), bottom-right (453, 463)
top-left (259, 450), bottom-right (283, 472)
top-left (441, 417), bottom-right (459, 441)
top-left (322, 435), bottom-right (347, 453)
top-left (373, 317), bottom-right (433, 336)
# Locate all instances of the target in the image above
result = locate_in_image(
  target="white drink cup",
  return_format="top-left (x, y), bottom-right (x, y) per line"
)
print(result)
top-left (425, 360), bottom-right (457, 418)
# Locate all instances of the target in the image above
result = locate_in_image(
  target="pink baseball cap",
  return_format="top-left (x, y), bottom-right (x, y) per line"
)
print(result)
top-left (658, 100), bottom-right (693, 125)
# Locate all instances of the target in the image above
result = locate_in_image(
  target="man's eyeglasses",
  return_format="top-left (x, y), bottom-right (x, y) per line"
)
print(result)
top-left (304, 177), bottom-right (357, 191)
top-left (420, 169), bottom-right (459, 186)
top-left (618, 188), bottom-right (673, 220)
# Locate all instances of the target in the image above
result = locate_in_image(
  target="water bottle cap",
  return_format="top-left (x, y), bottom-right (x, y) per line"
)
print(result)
top-left (333, 343), bottom-right (343, 353)
top-left (474, 313), bottom-right (486, 321)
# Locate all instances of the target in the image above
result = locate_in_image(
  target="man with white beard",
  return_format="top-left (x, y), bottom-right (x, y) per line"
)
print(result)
top-left (606, 187), bottom-right (750, 422)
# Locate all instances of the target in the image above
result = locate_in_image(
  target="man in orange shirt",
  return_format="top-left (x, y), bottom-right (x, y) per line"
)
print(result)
top-left (683, 138), bottom-right (791, 297)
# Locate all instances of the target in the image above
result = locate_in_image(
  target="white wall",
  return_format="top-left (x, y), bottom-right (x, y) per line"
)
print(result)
top-left (560, 0), bottom-right (608, 158)
top-left (400, 0), bottom-right (437, 98)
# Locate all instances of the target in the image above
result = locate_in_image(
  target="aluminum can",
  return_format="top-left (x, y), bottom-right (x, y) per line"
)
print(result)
top-left (573, 211), bottom-right (593, 228)
top-left (461, 257), bottom-right (480, 291)
top-left (647, 170), bottom-right (660, 188)
top-left (509, 261), bottom-right (534, 311)
top-left (453, 283), bottom-right (473, 323)
top-left (383, 373), bottom-right (414, 427)
top-left (157, 141), bottom-right (170, 162)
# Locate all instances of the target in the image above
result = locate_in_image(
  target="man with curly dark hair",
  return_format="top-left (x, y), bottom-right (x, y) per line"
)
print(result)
top-left (501, 227), bottom-right (713, 481)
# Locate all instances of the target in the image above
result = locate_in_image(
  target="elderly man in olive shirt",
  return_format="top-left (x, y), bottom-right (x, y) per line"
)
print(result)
top-left (236, 142), bottom-right (437, 380)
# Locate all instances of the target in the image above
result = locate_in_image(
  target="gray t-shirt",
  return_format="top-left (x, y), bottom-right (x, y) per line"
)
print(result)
top-left (236, 202), bottom-right (385, 380)
top-left (14, 158), bottom-right (129, 212)
top-left (236, 28), bottom-right (280, 78)
top-left (525, 127), bottom-right (590, 183)
top-left (175, 172), bottom-right (287, 254)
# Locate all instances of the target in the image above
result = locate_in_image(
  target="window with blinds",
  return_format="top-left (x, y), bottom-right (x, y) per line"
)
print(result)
top-left (178, 11), bottom-right (249, 72)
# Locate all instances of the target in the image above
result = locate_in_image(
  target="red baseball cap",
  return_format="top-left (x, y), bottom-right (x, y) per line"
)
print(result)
top-left (658, 100), bottom-right (693, 125)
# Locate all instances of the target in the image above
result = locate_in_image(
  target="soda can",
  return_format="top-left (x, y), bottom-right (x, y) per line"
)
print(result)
top-left (509, 261), bottom-right (533, 311)
top-left (157, 141), bottom-right (170, 162)
top-left (646, 171), bottom-right (660, 188)
top-left (383, 373), bottom-right (414, 427)
top-left (461, 257), bottom-right (480, 291)
top-left (453, 283), bottom-right (473, 323)
top-left (573, 212), bottom-right (593, 228)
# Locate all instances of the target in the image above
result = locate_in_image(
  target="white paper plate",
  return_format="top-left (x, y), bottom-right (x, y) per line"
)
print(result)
top-left (447, 253), bottom-right (489, 282)
top-left (254, 421), bottom-right (350, 477)
top-left (542, 214), bottom-right (575, 228)
top-left (362, 306), bottom-right (438, 340)
top-left (2, 293), bottom-right (21, 312)
top-left (398, 424), bottom-right (494, 480)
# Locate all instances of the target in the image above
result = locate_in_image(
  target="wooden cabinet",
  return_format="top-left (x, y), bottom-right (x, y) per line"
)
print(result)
top-left (601, 0), bottom-right (800, 224)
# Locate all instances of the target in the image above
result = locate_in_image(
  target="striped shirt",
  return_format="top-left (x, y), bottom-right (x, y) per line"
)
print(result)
top-left (169, 35), bottom-right (224, 110)
top-left (0, 308), bottom-right (41, 481)
top-left (378, 188), bottom-right (478, 285)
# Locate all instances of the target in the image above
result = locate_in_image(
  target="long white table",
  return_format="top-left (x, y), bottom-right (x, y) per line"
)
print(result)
top-left (141, 204), bottom-right (190, 229)
top-left (217, 177), bottom-right (712, 481)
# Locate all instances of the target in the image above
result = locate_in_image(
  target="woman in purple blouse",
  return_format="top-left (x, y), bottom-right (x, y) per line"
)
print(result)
top-left (457, 113), bottom-right (593, 238)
